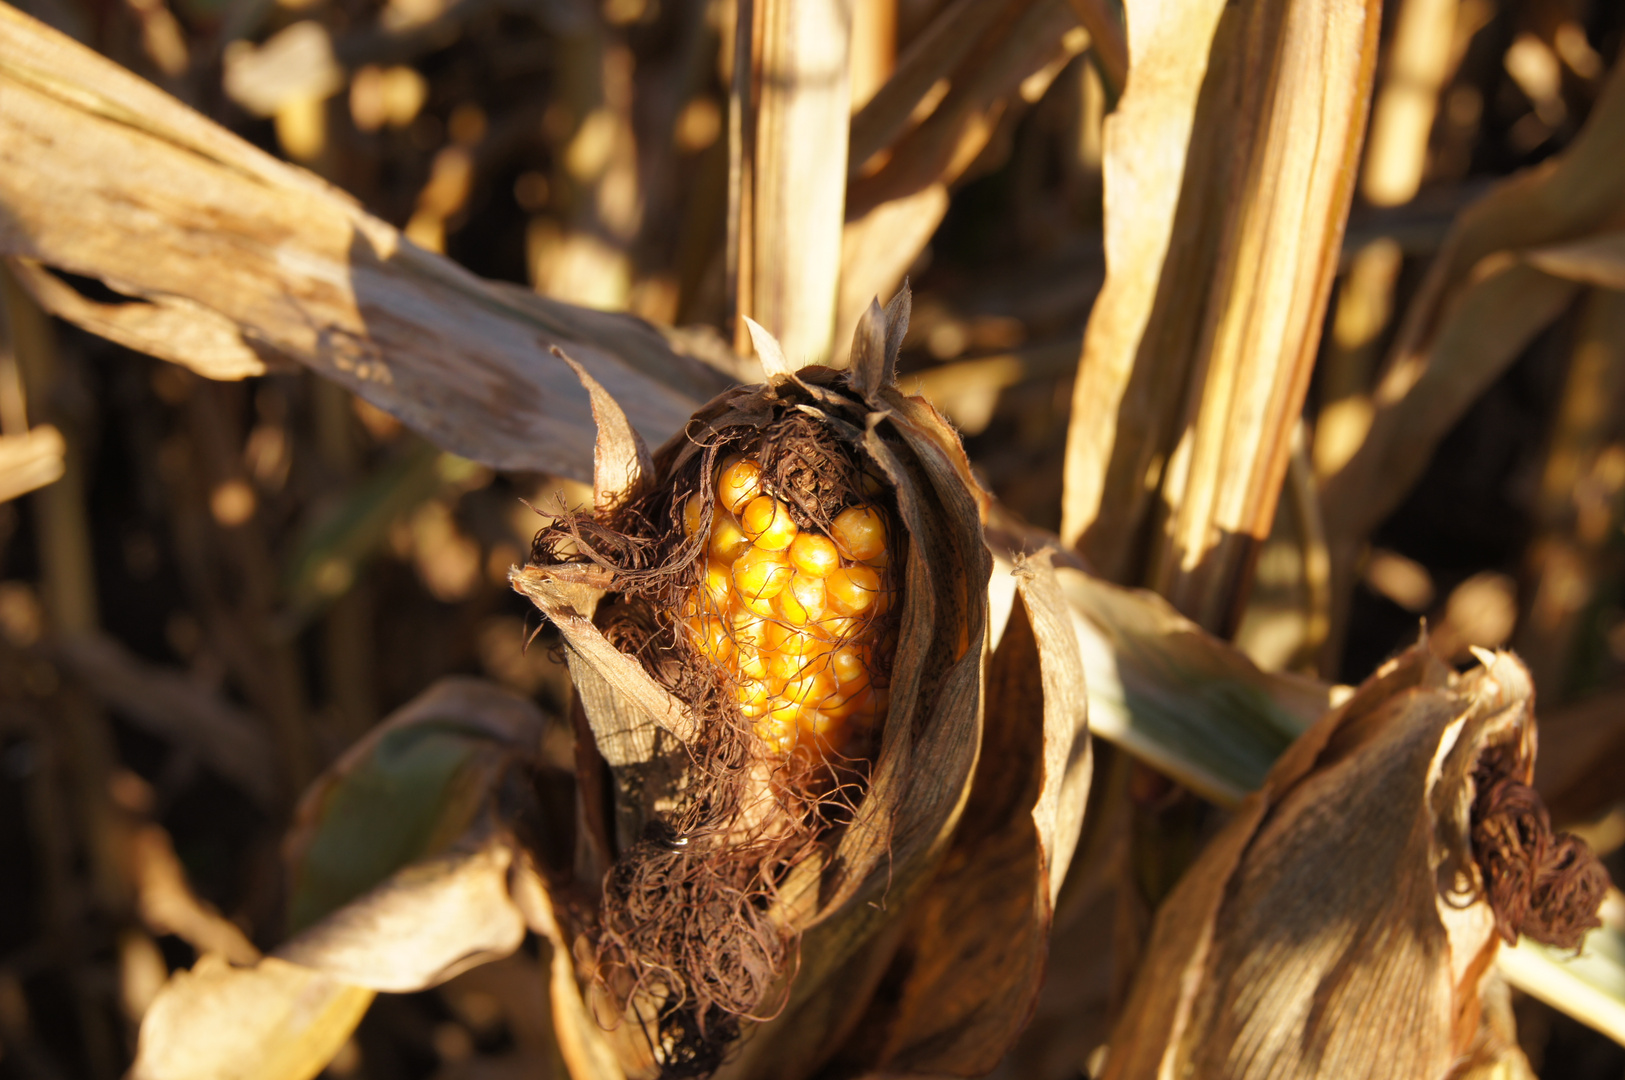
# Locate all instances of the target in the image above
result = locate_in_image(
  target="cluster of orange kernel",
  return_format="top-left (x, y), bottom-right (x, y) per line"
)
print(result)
top-left (681, 454), bottom-right (894, 756)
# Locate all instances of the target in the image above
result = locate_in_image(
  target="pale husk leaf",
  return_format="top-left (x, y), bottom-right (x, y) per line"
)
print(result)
top-left (277, 678), bottom-right (546, 992)
top-left (0, 3), bottom-right (729, 481)
top-left (130, 955), bottom-right (374, 1080)
top-left (843, 551), bottom-right (1091, 1076)
top-left (1101, 645), bottom-right (1535, 1080)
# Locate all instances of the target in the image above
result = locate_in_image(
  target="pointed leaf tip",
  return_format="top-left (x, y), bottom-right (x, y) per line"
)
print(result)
top-left (850, 299), bottom-right (888, 397)
top-left (553, 346), bottom-right (653, 515)
top-left (743, 317), bottom-right (797, 381)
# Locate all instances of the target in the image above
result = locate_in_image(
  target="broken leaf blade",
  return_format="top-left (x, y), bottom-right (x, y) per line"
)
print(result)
top-left (130, 955), bottom-right (373, 1080)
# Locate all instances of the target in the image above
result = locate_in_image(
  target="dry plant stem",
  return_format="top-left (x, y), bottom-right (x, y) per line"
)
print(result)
top-left (313, 380), bottom-right (377, 743)
top-left (51, 631), bottom-right (281, 809)
top-left (726, 0), bottom-right (758, 354)
top-left (1509, 288), bottom-right (1625, 698)
top-left (1360, 0), bottom-right (1464, 207)
top-left (836, 0), bottom-right (1088, 354)
top-left (1, 268), bottom-right (126, 1079)
top-left (747, 0), bottom-right (852, 363)
top-left (185, 381), bottom-right (314, 789)
top-left (1061, 0), bottom-right (1379, 633)
top-left (0, 4), bottom-right (730, 482)
top-left (1131, 0), bottom-right (1379, 633)
top-left (1319, 59), bottom-right (1625, 633)
top-left (1062, 0), bottom-right (1127, 92)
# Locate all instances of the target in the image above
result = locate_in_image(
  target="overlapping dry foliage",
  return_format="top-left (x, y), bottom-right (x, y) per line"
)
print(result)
top-left (0, 0), bottom-right (1624, 1078)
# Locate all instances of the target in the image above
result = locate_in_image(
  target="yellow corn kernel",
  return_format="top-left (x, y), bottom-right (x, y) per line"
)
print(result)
top-left (741, 496), bottom-right (799, 551)
top-left (731, 610), bottom-right (785, 651)
top-left (826, 564), bottom-right (881, 616)
top-left (717, 455), bottom-right (763, 514)
top-left (860, 469), bottom-right (886, 498)
top-left (820, 684), bottom-right (871, 720)
top-left (737, 647), bottom-right (770, 680)
top-left (783, 670), bottom-right (836, 711)
top-left (700, 560), bottom-right (734, 611)
top-left (831, 505), bottom-right (886, 562)
top-left (759, 700), bottom-right (800, 736)
top-left (775, 571), bottom-right (826, 626)
top-left (789, 533), bottom-right (840, 578)
top-left (689, 617), bottom-right (735, 663)
top-left (768, 639), bottom-right (833, 681)
top-left (735, 679), bottom-right (773, 717)
top-left (830, 644), bottom-right (867, 685)
top-left (733, 546), bottom-right (792, 601)
top-left (682, 492), bottom-right (706, 535)
top-left (709, 511), bottom-right (750, 562)
top-left (808, 613), bottom-right (860, 643)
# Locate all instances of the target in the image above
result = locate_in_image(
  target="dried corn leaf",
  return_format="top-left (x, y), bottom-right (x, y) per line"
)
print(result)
top-left (278, 678), bottom-right (545, 991)
top-left (1061, 0), bottom-right (1379, 630)
top-left (130, 954), bottom-right (373, 1080)
top-left (0, 421), bottom-right (61, 502)
top-left (1322, 58), bottom-right (1625, 551)
top-left (0, 4), bottom-right (730, 482)
top-left (1101, 645), bottom-right (1608, 1079)
top-left (842, 551), bottom-right (1091, 1076)
top-left (748, 0), bottom-right (852, 363)
top-left (987, 518), bottom-right (1335, 803)
top-left (837, 0), bottom-right (1086, 350)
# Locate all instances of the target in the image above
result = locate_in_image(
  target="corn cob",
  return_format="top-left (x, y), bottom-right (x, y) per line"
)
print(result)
top-left (681, 453), bottom-right (895, 758)
top-left (510, 291), bottom-right (992, 1076)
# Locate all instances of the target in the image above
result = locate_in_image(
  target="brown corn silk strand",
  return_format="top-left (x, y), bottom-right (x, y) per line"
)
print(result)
top-left (1470, 754), bottom-right (1609, 950)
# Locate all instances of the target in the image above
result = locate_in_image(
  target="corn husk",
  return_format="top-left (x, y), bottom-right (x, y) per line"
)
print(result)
top-left (511, 290), bottom-right (1091, 1078)
top-left (1101, 644), bottom-right (1607, 1079)
top-left (130, 678), bottom-right (568, 1080)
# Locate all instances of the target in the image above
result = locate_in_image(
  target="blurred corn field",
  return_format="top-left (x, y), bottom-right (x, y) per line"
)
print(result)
top-left (1, 0), bottom-right (1625, 1075)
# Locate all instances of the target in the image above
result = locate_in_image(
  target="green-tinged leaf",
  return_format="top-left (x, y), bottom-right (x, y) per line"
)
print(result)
top-left (280, 442), bottom-right (470, 622)
top-left (1498, 923), bottom-right (1625, 1047)
top-left (279, 678), bottom-right (545, 991)
top-left (985, 526), bottom-right (1336, 804)
top-left (130, 955), bottom-right (373, 1080)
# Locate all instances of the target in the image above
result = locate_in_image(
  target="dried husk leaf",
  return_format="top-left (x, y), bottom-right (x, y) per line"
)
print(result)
top-left (0, 4), bottom-right (730, 480)
top-left (278, 678), bottom-right (547, 992)
top-left (834, 551), bottom-right (1092, 1077)
top-left (130, 954), bottom-right (374, 1080)
top-left (1101, 645), bottom-right (1607, 1080)
top-left (514, 295), bottom-right (993, 1078)
top-left (1321, 57), bottom-right (1625, 557)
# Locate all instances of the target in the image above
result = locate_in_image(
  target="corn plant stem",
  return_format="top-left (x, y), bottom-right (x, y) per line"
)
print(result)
top-left (1285, 426), bottom-right (1331, 676)
top-left (726, 0), bottom-right (758, 353)
top-left (314, 378), bottom-right (377, 744)
top-left (1, 267), bottom-right (125, 1079)
top-left (180, 381), bottom-right (313, 791)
